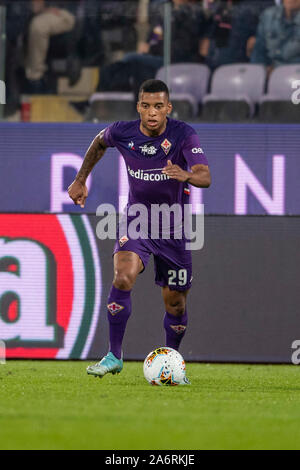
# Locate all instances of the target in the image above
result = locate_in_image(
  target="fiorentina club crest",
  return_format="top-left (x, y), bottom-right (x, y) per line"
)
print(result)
top-left (107, 302), bottom-right (124, 316)
top-left (161, 139), bottom-right (172, 155)
top-left (170, 325), bottom-right (187, 334)
top-left (128, 141), bottom-right (135, 150)
top-left (119, 235), bottom-right (129, 247)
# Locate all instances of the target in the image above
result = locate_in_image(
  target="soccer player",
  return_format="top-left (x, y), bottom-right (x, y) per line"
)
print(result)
top-left (68, 79), bottom-right (211, 380)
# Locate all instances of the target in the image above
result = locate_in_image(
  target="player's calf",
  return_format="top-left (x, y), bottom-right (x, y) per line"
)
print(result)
top-left (164, 310), bottom-right (188, 351)
top-left (162, 287), bottom-right (188, 350)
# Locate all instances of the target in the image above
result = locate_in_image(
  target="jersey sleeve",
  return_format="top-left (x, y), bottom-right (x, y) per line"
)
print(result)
top-left (182, 132), bottom-right (209, 168)
top-left (103, 121), bottom-right (120, 147)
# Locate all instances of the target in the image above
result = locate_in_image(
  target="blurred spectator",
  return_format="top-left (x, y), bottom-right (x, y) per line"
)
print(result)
top-left (99, 0), bottom-right (139, 64)
top-left (25, 0), bottom-right (76, 92)
top-left (144, 0), bottom-right (209, 63)
top-left (135, 0), bottom-right (150, 52)
top-left (202, 0), bottom-right (261, 70)
top-left (97, 0), bottom-right (210, 98)
top-left (251, 0), bottom-right (300, 72)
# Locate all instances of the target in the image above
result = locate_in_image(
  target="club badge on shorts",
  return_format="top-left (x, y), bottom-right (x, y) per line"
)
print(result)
top-left (119, 235), bottom-right (129, 247)
top-left (161, 139), bottom-right (172, 155)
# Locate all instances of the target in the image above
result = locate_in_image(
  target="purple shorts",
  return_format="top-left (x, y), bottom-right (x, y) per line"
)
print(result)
top-left (113, 235), bottom-right (192, 291)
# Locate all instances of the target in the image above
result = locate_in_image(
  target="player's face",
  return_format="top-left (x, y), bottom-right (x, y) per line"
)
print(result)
top-left (137, 92), bottom-right (172, 136)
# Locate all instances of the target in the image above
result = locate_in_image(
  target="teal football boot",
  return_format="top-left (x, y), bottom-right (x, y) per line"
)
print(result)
top-left (87, 352), bottom-right (123, 378)
top-left (182, 376), bottom-right (191, 385)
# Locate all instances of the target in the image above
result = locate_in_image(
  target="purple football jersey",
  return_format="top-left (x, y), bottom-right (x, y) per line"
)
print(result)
top-left (103, 118), bottom-right (208, 289)
top-left (103, 117), bottom-right (208, 210)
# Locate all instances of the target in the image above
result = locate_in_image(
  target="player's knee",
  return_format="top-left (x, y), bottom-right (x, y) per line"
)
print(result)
top-left (113, 270), bottom-right (136, 291)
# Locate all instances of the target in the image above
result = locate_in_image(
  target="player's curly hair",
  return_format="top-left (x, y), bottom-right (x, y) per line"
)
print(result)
top-left (139, 79), bottom-right (170, 99)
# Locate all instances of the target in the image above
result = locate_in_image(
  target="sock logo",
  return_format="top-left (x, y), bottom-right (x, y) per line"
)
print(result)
top-left (170, 325), bottom-right (186, 334)
top-left (107, 302), bottom-right (124, 316)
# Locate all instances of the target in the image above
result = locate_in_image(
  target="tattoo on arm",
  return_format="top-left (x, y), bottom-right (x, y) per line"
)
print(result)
top-left (76, 129), bottom-right (108, 183)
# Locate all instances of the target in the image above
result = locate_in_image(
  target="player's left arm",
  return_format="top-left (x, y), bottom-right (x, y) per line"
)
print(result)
top-left (162, 131), bottom-right (211, 188)
top-left (162, 160), bottom-right (211, 188)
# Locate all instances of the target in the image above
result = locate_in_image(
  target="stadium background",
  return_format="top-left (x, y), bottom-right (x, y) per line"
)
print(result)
top-left (0, 0), bottom-right (299, 364)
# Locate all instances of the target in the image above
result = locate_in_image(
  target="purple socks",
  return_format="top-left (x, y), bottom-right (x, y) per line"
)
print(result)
top-left (164, 310), bottom-right (188, 350)
top-left (107, 285), bottom-right (132, 359)
top-left (107, 285), bottom-right (187, 357)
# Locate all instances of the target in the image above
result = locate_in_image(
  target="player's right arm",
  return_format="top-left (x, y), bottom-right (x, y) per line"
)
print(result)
top-left (68, 129), bottom-right (108, 208)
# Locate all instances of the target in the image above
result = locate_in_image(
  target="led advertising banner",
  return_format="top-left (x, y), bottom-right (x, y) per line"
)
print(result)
top-left (0, 214), bottom-right (101, 359)
top-left (1, 214), bottom-right (299, 363)
top-left (0, 123), bottom-right (300, 214)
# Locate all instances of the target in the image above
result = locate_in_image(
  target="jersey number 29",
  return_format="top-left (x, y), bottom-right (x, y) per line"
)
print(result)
top-left (168, 269), bottom-right (187, 286)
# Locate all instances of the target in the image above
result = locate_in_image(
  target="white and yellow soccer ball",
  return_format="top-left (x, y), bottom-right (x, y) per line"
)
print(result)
top-left (143, 347), bottom-right (188, 386)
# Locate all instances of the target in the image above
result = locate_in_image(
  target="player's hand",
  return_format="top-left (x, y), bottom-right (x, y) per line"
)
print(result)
top-left (68, 180), bottom-right (88, 208)
top-left (162, 160), bottom-right (190, 183)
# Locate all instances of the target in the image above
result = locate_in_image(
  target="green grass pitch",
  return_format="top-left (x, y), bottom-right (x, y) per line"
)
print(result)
top-left (0, 361), bottom-right (300, 450)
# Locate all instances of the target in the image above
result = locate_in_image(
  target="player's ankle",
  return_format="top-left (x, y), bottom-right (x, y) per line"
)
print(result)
top-left (109, 350), bottom-right (122, 360)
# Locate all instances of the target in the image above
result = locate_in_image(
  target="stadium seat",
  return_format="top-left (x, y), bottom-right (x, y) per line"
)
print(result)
top-left (155, 63), bottom-right (211, 119)
top-left (201, 64), bottom-right (266, 122)
top-left (167, 93), bottom-right (199, 121)
top-left (85, 92), bottom-right (137, 121)
top-left (259, 65), bottom-right (300, 123)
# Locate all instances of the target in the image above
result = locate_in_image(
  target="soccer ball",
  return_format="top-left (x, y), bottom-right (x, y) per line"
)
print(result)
top-left (143, 347), bottom-right (188, 386)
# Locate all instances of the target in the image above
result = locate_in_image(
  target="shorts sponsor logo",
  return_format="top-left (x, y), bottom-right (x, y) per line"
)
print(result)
top-left (139, 144), bottom-right (157, 156)
top-left (170, 325), bottom-right (187, 334)
top-left (119, 235), bottom-right (129, 247)
top-left (107, 302), bottom-right (124, 316)
top-left (191, 147), bottom-right (204, 154)
top-left (161, 139), bottom-right (172, 155)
